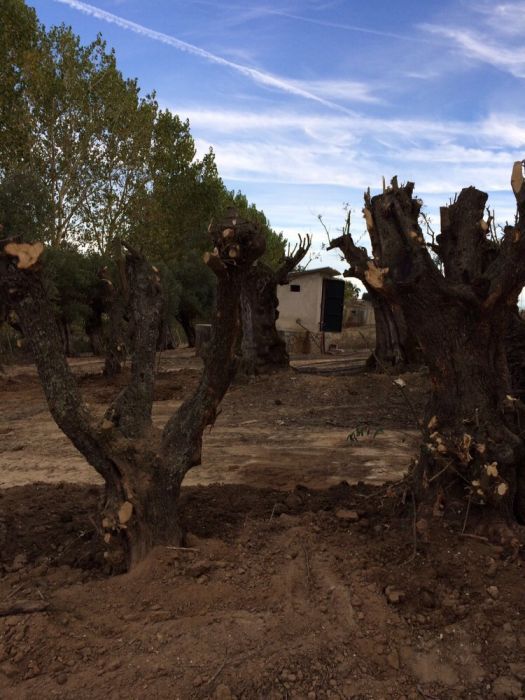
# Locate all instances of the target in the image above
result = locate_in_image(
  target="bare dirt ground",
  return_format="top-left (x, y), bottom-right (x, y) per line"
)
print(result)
top-left (0, 350), bottom-right (524, 700)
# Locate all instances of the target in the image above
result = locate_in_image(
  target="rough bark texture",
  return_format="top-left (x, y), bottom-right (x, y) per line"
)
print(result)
top-left (240, 235), bottom-right (311, 375)
top-left (176, 305), bottom-right (196, 348)
top-left (506, 307), bottom-right (525, 399)
top-left (85, 278), bottom-right (107, 356)
top-left (329, 231), bottom-right (419, 370)
top-left (0, 210), bottom-right (265, 568)
top-left (240, 262), bottom-right (288, 374)
top-left (331, 166), bottom-right (525, 522)
top-left (102, 260), bottom-right (129, 378)
top-left (364, 289), bottom-right (420, 370)
top-left (157, 302), bottom-right (177, 351)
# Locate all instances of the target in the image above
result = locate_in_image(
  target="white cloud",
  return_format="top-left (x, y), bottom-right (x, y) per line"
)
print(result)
top-left (290, 79), bottom-right (381, 104)
top-left (421, 2), bottom-right (525, 78)
top-left (474, 1), bottom-right (525, 36)
top-left (422, 24), bottom-right (525, 78)
top-left (186, 105), bottom-right (525, 202)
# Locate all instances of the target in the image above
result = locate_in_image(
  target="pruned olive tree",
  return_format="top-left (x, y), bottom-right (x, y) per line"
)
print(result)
top-left (328, 213), bottom-right (420, 370)
top-left (240, 235), bottom-right (311, 374)
top-left (0, 209), bottom-right (265, 568)
top-left (330, 164), bottom-right (525, 522)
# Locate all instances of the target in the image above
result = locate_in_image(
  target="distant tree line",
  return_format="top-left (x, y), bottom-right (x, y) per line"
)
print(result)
top-left (0, 0), bottom-right (285, 363)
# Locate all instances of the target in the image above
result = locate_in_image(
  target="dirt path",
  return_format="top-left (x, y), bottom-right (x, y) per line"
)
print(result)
top-left (1, 481), bottom-right (524, 700)
top-left (2, 351), bottom-right (522, 699)
top-left (0, 350), bottom-right (421, 490)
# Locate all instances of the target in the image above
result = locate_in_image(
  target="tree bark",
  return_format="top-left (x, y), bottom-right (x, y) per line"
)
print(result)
top-left (85, 280), bottom-right (107, 356)
top-left (330, 233), bottom-right (418, 371)
top-left (176, 306), bottom-right (196, 348)
top-left (0, 213), bottom-right (265, 568)
top-left (60, 318), bottom-right (72, 357)
top-left (102, 258), bottom-right (128, 378)
top-left (240, 262), bottom-right (288, 374)
top-left (506, 307), bottom-right (525, 399)
top-left (240, 234), bottom-right (311, 375)
top-left (157, 302), bottom-right (176, 351)
top-left (330, 168), bottom-right (525, 523)
top-left (364, 288), bottom-right (420, 370)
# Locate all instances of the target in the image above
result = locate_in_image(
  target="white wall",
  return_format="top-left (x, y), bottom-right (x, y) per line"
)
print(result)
top-left (277, 274), bottom-right (324, 332)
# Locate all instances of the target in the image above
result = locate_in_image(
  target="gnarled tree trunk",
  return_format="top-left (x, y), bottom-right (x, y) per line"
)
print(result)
top-left (240, 235), bottom-right (311, 374)
top-left (0, 209), bottom-right (266, 569)
top-left (176, 305), bottom-right (196, 348)
top-left (240, 262), bottom-right (288, 374)
top-left (330, 223), bottom-right (419, 371)
top-left (103, 290), bottom-right (127, 377)
top-left (102, 253), bottom-right (129, 378)
top-left (330, 166), bottom-right (525, 523)
top-left (506, 307), bottom-right (525, 399)
top-left (364, 288), bottom-right (420, 370)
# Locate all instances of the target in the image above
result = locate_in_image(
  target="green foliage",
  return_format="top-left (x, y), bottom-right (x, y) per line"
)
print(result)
top-left (42, 246), bottom-right (104, 327)
top-left (0, 8), bottom-right (158, 248)
top-left (0, 170), bottom-right (50, 240)
top-left (0, 2), bottom-right (279, 341)
top-left (344, 280), bottom-right (360, 302)
top-left (0, 0), bottom-right (40, 169)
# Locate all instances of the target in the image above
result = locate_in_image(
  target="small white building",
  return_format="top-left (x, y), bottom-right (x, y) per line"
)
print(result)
top-left (277, 267), bottom-right (345, 334)
top-left (344, 298), bottom-right (375, 327)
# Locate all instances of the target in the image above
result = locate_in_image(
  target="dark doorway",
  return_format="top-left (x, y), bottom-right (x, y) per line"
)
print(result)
top-left (320, 278), bottom-right (344, 332)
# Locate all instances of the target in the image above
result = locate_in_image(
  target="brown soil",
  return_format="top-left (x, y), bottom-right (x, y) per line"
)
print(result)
top-left (0, 351), bottom-right (524, 700)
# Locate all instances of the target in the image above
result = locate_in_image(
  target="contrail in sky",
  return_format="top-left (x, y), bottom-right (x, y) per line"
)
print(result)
top-left (54, 0), bottom-right (354, 114)
top-left (272, 10), bottom-right (424, 43)
top-left (176, 0), bottom-right (435, 45)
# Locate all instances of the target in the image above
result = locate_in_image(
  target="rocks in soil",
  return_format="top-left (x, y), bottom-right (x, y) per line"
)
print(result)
top-left (284, 492), bottom-right (303, 510)
top-left (385, 586), bottom-right (406, 605)
top-left (335, 509), bottom-right (359, 522)
top-left (492, 675), bottom-right (523, 698)
top-left (0, 662), bottom-right (18, 679)
top-left (487, 585), bottom-right (499, 600)
top-left (56, 672), bottom-right (68, 685)
top-left (271, 503), bottom-right (288, 516)
top-left (11, 553), bottom-right (27, 572)
top-left (387, 650), bottom-right (400, 670)
top-left (509, 663), bottom-right (525, 681)
top-left (486, 556), bottom-right (498, 578)
top-left (215, 683), bottom-right (233, 700)
top-left (188, 560), bottom-right (212, 578)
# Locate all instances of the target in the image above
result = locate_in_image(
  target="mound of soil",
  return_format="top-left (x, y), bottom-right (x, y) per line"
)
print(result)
top-left (0, 481), bottom-right (524, 700)
top-left (1, 352), bottom-right (524, 698)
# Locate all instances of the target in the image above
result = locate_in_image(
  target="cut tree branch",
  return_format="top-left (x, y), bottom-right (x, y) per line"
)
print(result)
top-left (105, 242), bottom-right (163, 438)
top-left (162, 208), bottom-right (266, 478)
top-left (275, 234), bottom-right (312, 284)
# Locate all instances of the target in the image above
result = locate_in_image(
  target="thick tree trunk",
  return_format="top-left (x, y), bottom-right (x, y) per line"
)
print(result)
top-left (240, 262), bottom-right (288, 374)
top-left (375, 181), bottom-right (525, 521)
top-left (60, 318), bottom-right (72, 357)
top-left (330, 168), bottom-right (525, 524)
top-left (103, 252), bottom-right (129, 378)
top-left (1, 212), bottom-right (266, 568)
top-left (85, 285), bottom-right (106, 356)
top-left (103, 293), bottom-right (127, 377)
top-left (365, 290), bottom-right (420, 370)
top-left (87, 327), bottom-right (104, 356)
top-left (506, 307), bottom-right (525, 399)
top-left (177, 307), bottom-right (196, 348)
top-left (239, 235), bottom-right (311, 375)
top-left (157, 305), bottom-right (176, 351)
top-left (408, 301), bottom-right (525, 520)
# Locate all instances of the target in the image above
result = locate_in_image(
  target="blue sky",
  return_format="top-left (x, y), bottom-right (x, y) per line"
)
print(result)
top-left (30, 0), bottom-right (525, 278)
